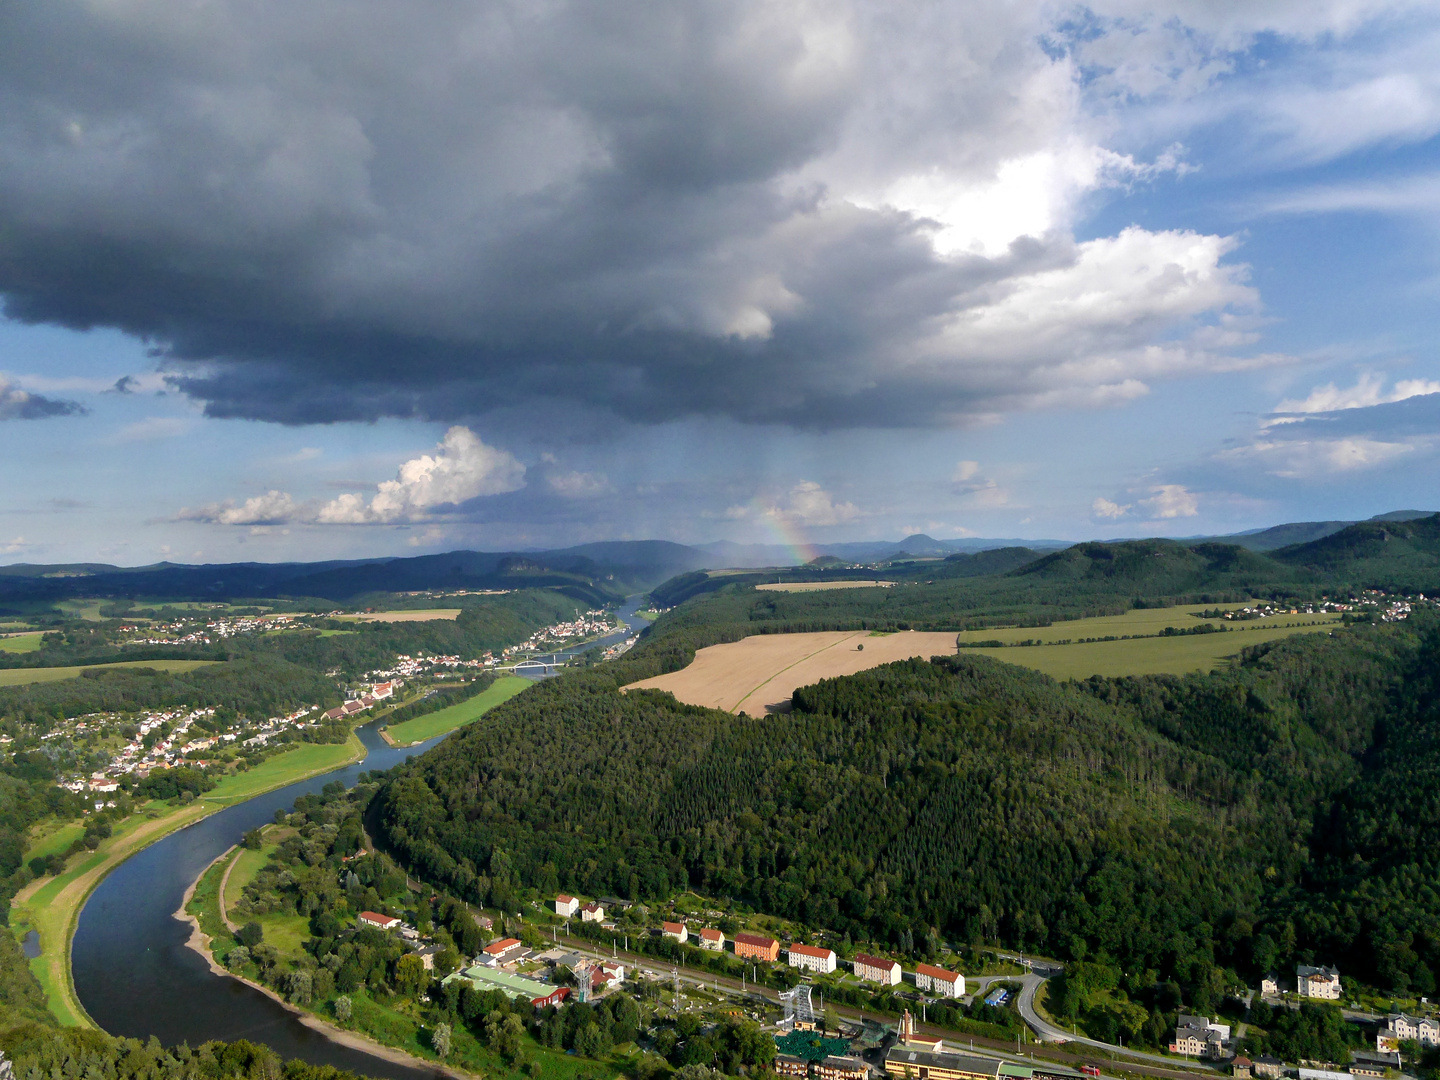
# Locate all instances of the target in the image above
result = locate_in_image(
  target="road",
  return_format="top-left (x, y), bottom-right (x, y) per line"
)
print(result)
top-left (547, 935), bottom-right (1211, 1080)
top-left (1016, 975), bottom-right (1216, 1073)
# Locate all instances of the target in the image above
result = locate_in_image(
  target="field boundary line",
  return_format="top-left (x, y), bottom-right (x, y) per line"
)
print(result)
top-left (731, 631), bottom-right (865, 713)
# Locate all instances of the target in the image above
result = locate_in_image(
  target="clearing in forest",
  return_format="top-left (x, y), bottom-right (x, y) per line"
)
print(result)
top-left (624, 630), bottom-right (958, 715)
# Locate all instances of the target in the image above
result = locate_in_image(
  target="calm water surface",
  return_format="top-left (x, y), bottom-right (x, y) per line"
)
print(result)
top-left (71, 600), bottom-right (644, 1079)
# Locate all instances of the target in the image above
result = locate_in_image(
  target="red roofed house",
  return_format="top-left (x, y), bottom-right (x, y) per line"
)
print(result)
top-left (853, 954), bottom-right (902, 985)
top-left (532, 986), bottom-right (570, 1009)
top-left (662, 921), bottom-right (688, 943)
top-left (914, 963), bottom-right (965, 996)
top-left (580, 901), bottom-right (605, 923)
top-left (733, 932), bottom-right (780, 962)
top-left (591, 962), bottom-right (625, 992)
top-left (698, 927), bottom-right (725, 951)
top-left (358, 912), bottom-right (401, 931)
top-left (554, 894), bottom-right (579, 917)
top-left (481, 937), bottom-right (524, 965)
top-left (788, 943), bottom-right (837, 974)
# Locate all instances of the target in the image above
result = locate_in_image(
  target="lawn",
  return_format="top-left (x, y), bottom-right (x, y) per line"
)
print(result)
top-left (382, 675), bottom-right (533, 745)
top-left (10, 731), bottom-right (365, 1027)
top-left (984, 622), bottom-right (1340, 680)
top-left (225, 844), bottom-right (276, 910)
top-left (0, 632), bottom-right (45, 653)
top-left (54, 600), bottom-right (106, 621)
top-left (0, 659), bottom-right (220, 686)
top-left (22, 820), bottom-right (85, 863)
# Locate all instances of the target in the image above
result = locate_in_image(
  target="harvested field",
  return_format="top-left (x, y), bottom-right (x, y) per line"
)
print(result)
top-left (755, 580), bottom-right (895, 592)
top-left (342, 608), bottom-right (462, 622)
top-left (625, 630), bottom-right (957, 715)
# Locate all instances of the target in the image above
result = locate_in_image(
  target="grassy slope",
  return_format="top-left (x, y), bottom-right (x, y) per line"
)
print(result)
top-left (9, 731), bottom-right (365, 1027)
top-left (980, 621), bottom-right (1340, 679)
top-left (0, 659), bottom-right (219, 687)
top-left (381, 675), bottom-right (533, 746)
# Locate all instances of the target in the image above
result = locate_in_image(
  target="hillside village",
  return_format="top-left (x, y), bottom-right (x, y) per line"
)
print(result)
top-left (320, 883), bottom-right (1440, 1080)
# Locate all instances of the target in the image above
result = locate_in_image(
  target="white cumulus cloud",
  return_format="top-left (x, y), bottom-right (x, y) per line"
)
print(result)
top-left (763, 481), bottom-right (860, 528)
top-left (1092, 497), bottom-right (1131, 520)
top-left (318, 427), bottom-right (525, 524)
top-left (1139, 484), bottom-right (1199, 519)
top-left (1270, 373), bottom-right (1440, 419)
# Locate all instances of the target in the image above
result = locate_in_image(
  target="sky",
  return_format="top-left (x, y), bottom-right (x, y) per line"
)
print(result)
top-left (2, 0), bottom-right (1440, 565)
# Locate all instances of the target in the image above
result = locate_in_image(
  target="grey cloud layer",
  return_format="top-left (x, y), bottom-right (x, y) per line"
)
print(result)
top-left (0, 1), bottom-right (1340, 429)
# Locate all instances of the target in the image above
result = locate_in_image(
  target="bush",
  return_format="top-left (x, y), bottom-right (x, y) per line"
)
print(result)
top-left (236, 922), bottom-right (264, 947)
top-left (431, 1023), bottom-right (451, 1059)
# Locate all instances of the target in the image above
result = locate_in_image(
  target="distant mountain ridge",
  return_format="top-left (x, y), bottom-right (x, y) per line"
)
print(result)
top-left (3, 510), bottom-right (1439, 605)
top-left (1201, 510), bottom-right (1439, 551)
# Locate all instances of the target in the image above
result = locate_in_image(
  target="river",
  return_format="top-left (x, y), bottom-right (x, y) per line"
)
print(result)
top-left (70, 599), bottom-right (646, 1079)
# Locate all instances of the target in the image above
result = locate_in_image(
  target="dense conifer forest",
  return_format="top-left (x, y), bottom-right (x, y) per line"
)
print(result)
top-left (371, 616), bottom-right (1440, 1022)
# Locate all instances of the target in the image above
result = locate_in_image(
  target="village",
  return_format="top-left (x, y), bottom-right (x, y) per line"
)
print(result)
top-left (333, 884), bottom-right (1440, 1080)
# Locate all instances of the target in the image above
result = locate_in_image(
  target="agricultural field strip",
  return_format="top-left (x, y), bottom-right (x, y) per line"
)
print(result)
top-left (988, 622), bottom-right (1342, 681)
top-left (755, 580), bottom-right (896, 592)
top-left (954, 602), bottom-right (1341, 645)
top-left (338, 609), bottom-right (462, 622)
top-left (627, 604), bottom-right (1347, 715)
top-left (626, 630), bottom-right (960, 715)
top-left (0, 659), bottom-right (219, 686)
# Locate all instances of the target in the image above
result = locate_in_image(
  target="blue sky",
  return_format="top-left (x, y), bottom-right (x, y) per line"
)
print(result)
top-left (2, 1), bottom-right (1439, 564)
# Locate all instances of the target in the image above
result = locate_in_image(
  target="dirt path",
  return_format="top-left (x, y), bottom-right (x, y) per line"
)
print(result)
top-left (215, 846), bottom-right (241, 932)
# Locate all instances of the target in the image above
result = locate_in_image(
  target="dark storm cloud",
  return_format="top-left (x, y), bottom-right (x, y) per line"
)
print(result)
top-left (0, 1), bottom-right (1257, 429)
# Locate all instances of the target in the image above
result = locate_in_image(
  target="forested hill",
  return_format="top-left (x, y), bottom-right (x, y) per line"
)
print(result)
top-left (1274, 513), bottom-right (1440, 584)
top-left (372, 617), bottom-right (1440, 1010)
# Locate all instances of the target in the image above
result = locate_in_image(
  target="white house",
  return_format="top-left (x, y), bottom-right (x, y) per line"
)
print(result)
top-left (698, 928), bottom-right (725, 951)
top-left (1260, 974), bottom-right (1280, 998)
top-left (581, 901), bottom-right (605, 923)
top-left (1379, 1014), bottom-right (1440, 1051)
top-left (554, 894), bottom-right (579, 918)
top-left (914, 963), bottom-right (965, 997)
top-left (1297, 965), bottom-right (1341, 1000)
top-left (662, 921), bottom-right (688, 943)
top-left (788, 943), bottom-right (837, 974)
top-left (358, 911), bottom-right (401, 931)
top-left (853, 954), bottom-right (902, 985)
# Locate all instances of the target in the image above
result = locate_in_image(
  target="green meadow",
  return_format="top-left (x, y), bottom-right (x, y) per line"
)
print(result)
top-left (981, 621), bottom-right (1341, 680)
top-left (0, 659), bottom-right (219, 686)
top-left (0, 631), bottom-right (45, 653)
top-left (382, 675), bottom-right (533, 745)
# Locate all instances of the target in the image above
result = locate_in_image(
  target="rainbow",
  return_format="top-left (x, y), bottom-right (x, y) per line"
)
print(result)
top-left (755, 502), bottom-right (820, 566)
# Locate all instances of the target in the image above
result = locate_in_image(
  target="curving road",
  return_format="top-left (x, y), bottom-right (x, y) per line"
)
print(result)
top-left (1016, 974), bottom-right (1218, 1072)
